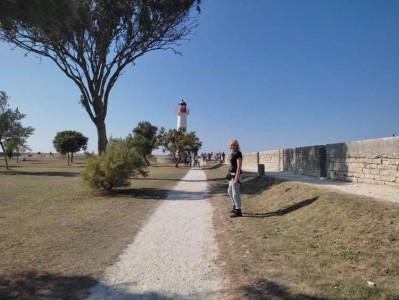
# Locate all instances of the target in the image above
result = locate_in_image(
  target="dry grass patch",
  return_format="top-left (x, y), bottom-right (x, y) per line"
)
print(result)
top-left (0, 156), bottom-right (189, 299)
top-left (205, 165), bottom-right (399, 300)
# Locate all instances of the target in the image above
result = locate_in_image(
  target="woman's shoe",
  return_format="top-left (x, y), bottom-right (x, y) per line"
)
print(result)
top-left (230, 209), bottom-right (242, 218)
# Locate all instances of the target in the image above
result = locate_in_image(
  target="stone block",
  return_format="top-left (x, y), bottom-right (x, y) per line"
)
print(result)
top-left (378, 176), bottom-right (397, 182)
top-left (380, 169), bottom-right (397, 177)
top-left (358, 178), bottom-right (372, 184)
top-left (366, 169), bottom-right (380, 176)
top-left (386, 181), bottom-right (399, 187)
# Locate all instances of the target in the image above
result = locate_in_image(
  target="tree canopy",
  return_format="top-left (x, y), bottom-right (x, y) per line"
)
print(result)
top-left (53, 130), bottom-right (88, 165)
top-left (126, 121), bottom-right (159, 165)
top-left (157, 127), bottom-right (202, 167)
top-left (0, 0), bottom-right (201, 154)
top-left (4, 136), bottom-right (31, 162)
top-left (0, 91), bottom-right (34, 169)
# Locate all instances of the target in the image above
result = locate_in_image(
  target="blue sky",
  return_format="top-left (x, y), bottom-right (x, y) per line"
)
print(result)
top-left (0, 0), bottom-right (398, 154)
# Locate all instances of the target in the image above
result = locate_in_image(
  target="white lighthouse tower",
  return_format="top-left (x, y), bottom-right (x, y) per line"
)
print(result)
top-left (176, 99), bottom-right (189, 131)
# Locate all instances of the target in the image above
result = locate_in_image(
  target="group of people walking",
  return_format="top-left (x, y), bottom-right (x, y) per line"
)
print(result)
top-left (200, 152), bottom-right (226, 163)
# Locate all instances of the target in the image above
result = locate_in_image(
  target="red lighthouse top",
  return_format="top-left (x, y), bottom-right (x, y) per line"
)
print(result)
top-left (176, 99), bottom-right (189, 114)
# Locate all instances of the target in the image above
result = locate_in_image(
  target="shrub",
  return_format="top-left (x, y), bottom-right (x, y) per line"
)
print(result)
top-left (81, 139), bottom-right (148, 194)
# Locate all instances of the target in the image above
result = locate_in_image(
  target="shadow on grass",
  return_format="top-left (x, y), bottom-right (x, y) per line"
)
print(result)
top-left (0, 271), bottom-right (97, 300)
top-left (207, 177), bottom-right (229, 195)
top-left (244, 196), bottom-right (319, 218)
top-left (209, 174), bottom-right (287, 197)
top-left (0, 271), bottom-right (184, 300)
top-left (150, 164), bottom-right (177, 167)
top-left (1, 171), bottom-right (80, 177)
top-left (241, 175), bottom-right (286, 196)
top-left (116, 188), bottom-right (170, 200)
top-left (242, 279), bottom-right (327, 300)
top-left (201, 163), bottom-right (223, 170)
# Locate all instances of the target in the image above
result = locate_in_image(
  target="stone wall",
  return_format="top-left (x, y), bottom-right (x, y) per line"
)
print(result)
top-left (242, 136), bottom-right (399, 187)
top-left (243, 146), bottom-right (326, 177)
top-left (156, 155), bottom-right (176, 164)
top-left (326, 137), bottom-right (399, 187)
top-left (259, 150), bottom-right (282, 172)
top-left (242, 152), bottom-right (258, 172)
top-left (281, 146), bottom-right (326, 177)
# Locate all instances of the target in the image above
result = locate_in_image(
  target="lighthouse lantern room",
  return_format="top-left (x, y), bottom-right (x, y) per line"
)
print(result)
top-left (176, 99), bottom-right (189, 131)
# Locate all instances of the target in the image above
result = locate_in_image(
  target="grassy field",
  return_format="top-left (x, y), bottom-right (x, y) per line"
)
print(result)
top-left (205, 164), bottom-right (399, 300)
top-left (1, 156), bottom-right (398, 299)
top-left (0, 155), bottom-right (189, 299)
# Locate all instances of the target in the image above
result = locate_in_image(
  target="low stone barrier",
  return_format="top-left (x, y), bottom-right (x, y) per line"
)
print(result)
top-left (242, 152), bottom-right (258, 172)
top-left (156, 155), bottom-right (176, 164)
top-left (282, 146), bottom-right (326, 177)
top-left (259, 150), bottom-right (282, 172)
top-left (326, 137), bottom-right (399, 187)
top-left (243, 146), bottom-right (326, 177)
top-left (242, 136), bottom-right (399, 187)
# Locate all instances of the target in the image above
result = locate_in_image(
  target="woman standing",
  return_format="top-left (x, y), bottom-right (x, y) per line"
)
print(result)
top-left (227, 139), bottom-right (243, 218)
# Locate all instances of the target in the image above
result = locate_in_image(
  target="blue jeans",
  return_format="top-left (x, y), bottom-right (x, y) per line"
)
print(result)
top-left (228, 175), bottom-right (242, 210)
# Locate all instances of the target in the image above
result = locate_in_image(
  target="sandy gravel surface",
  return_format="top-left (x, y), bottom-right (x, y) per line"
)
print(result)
top-left (87, 169), bottom-right (228, 300)
top-left (265, 172), bottom-right (399, 204)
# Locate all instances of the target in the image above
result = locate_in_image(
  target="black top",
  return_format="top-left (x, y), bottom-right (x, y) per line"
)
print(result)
top-left (229, 151), bottom-right (243, 174)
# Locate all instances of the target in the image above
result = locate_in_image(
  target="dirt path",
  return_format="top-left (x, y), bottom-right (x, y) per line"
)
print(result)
top-left (87, 169), bottom-right (228, 299)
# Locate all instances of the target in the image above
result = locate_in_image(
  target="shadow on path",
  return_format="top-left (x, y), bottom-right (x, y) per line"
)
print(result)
top-left (166, 189), bottom-right (210, 201)
top-left (89, 282), bottom-right (217, 300)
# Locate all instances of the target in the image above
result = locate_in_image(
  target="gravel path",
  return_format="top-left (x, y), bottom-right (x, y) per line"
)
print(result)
top-left (87, 169), bottom-right (228, 300)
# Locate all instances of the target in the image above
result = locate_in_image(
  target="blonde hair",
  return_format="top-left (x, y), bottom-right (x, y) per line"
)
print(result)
top-left (228, 139), bottom-right (240, 151)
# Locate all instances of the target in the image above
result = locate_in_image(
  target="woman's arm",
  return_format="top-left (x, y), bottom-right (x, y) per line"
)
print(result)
top-left (234, 157), bottom-right (242, 185)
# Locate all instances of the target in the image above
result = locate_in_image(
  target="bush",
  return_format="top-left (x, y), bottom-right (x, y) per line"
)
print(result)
top-left (81, 139), bottom-right (148, 194)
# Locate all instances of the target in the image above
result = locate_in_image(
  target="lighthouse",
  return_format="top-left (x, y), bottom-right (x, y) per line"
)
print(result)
top-left (176, 99), bottom-right (189, 131)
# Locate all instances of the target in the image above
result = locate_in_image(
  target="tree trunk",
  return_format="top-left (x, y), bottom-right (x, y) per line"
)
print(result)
top-left (95, 119), bottom-right (108, 154)
top-left (0, 141), bottom-right (10, 169)
top-left (175, 153), bottom-right (181, 168)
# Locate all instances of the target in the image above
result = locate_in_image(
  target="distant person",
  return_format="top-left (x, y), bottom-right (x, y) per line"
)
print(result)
top-left (227, 139), bottom-right (243, 218)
